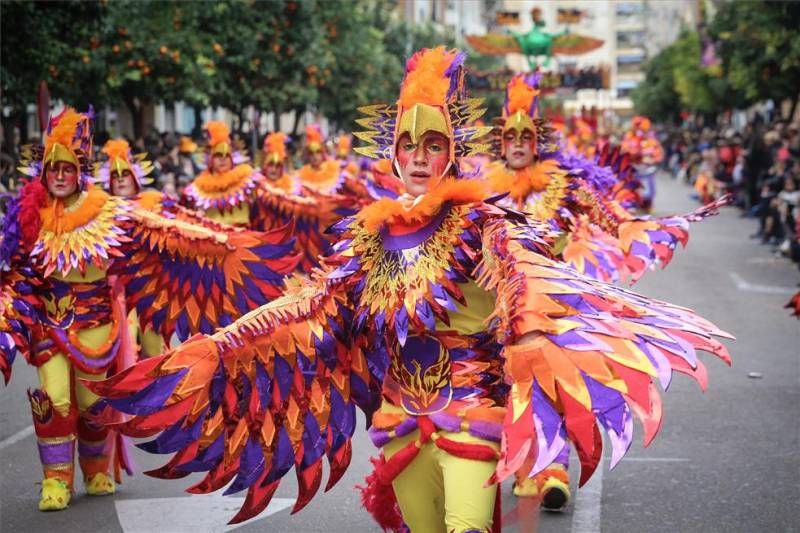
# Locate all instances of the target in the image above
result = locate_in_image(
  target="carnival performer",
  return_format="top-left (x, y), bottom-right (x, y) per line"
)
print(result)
top-left (181, 121), bottom-right (268, 227)
top-left (296, 124), bottom-right (368, 201)
top-left (486, 73), bottom-right (727, 286)
top-left (90, 47), bottom-right (732, 532)
top-left (0, 107), bottom-right (299, 511)
top-left (261, 131), bottom-right (300, 193)
top-left (334, 133), bottom-right (360, 177)
top-left (95, 138), bottom-right (162, 359)
top-left (621, 116), bottom-right (665, 211)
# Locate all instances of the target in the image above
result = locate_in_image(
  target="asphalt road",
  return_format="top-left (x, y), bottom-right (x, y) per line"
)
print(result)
top-left (1, 174), bottom-right (798, 533)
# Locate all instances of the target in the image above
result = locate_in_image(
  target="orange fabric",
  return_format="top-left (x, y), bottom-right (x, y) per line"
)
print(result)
top-left (135, 190), bottom-right (164, 212)
top-left (39, 186), bottom-right (110, 235)
top-left (398, 47), bottom-right (460, 109)
top-left (205, 121), bottom-right (230, 147)
top-left (192, 164), bottom-right (254, 194)
top-left (357, 178), bottom-right (487, 232)
top-left (506, 75), bottom-right (540, 117)
top-left (486, 159), bottom-right (558, 205)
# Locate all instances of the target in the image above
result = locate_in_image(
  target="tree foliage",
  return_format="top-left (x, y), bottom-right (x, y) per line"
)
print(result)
top-left (710, 1), bottom-right (800, 110)
top-left (1, 0), bottom-right (505, 139)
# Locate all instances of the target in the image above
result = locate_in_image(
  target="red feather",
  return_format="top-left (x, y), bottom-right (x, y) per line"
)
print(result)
top-left (18, 179), bottom-right (48, 251)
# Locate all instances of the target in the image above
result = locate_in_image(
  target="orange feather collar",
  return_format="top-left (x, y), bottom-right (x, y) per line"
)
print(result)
top-left (357, 179), bottom-right (488, 233)
top-left (193, 164), bottom-right (255, 194)
top-left (486, 159), bottom-right (559, 205)
top-left (40, 186), bottom-right (111, 234)
top-left (298, 160), bottom-right (341, 189)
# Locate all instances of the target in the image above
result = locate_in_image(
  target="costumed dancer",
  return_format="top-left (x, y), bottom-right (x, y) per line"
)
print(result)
top-left (296, 124), bottom-right (368, 202)
top-left (486, 73), bottom-right (727, 286)
top-left (95, 138), bottom-right (162, 359)
top-left (181, 121), bottom-right (266, 227)
top-left (621, 116), bottom-right (665, 212)
top-left (0, 108), bottom-right (299, 511)
top-left (334, 133), bottom-right (360, 177)
top-left (89, 48), bottom-right (732, 532)
top-left (261, 132), bottom-right (300, 193)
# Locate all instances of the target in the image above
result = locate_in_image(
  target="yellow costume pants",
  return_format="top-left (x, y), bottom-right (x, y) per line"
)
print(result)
top-left (384, 429), bottom-right (498, 533)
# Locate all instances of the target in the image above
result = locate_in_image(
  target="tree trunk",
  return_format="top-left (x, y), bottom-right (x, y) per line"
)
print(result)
top-left (291, 107), bottom-right (304, 137)
top-left (125, 97), bottom-right (144, 139)
top-left (17, 108), bottom-right (29, 146)
top-left (192, 107), bottom-right (203, 138)
top-left (272, 103), bottom-right (281, 132)
top-left (789, 93), bottom-right (800, 123)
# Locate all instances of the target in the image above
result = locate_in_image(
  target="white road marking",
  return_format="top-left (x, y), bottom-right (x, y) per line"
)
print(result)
top-left (0, 425), bottom-right (34, 450)
top-left (568, 456), bottom-right (690, 533)
top-left (729, 272), bottom-right (796, 295)
top-left (115, 494), bottom-right (295, 533)
top-left (607, 457), bottom-right (689, 462)
top-left (570, 463), bottom-right (603, 533)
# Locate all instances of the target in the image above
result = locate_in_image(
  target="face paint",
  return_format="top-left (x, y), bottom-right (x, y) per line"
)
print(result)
top-left (263, 161), bottom-right (284, 180)
top-left (395, 131), bottom-right (451, 197)
top-left (211, 153), bottom-right (233, 174)
top-left (45, 161), bottom-right (79, 199)
top-left (110, 169), bottom-right (138, 198)
top-left (308, 150), bottom-right (325, 169)
top-left (503, 129), bottom-right (537, 170)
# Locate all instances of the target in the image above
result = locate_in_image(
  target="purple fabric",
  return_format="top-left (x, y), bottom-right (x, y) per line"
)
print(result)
top-left (38, 439), bottom-right (74, 466)
top-left (77, 440), bottom-right (106, 458)
top-left (466, 419), bottom-right (502, 442)
top-left (380, 206), bottom-right (450, 251)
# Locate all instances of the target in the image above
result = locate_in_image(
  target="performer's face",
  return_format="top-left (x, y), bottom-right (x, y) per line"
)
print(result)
top-left (504, 129), bottom-right (537, 170)
top-left (211, 154), bottom-right (233, 173)
top-left (110, 169), bottom-right (138, 198)
top-left (395, 131), bottom-right (450, 197)
top-left (308, 150), bottom-right (325, 169)
top-left (45, 161), bottom-right (79, 199)
top-left (263, 161), bottom-right (283, 181)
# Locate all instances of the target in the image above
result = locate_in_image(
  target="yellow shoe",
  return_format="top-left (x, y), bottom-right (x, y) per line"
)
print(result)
top-left (39, 478), bottom-right (71, 511)
top-left (512, 476), bottom-right (539, 498)
top-left (540, 476), bottom-right (571, 512)
top-left (85, 472), bottom-right (116, 496)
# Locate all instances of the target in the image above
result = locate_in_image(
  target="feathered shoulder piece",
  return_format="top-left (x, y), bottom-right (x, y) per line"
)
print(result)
top-left (31, 186), bottom-right (131, 277)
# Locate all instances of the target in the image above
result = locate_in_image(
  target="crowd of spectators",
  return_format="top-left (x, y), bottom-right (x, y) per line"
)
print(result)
top-left (661, 114), bottom-right (800, 268)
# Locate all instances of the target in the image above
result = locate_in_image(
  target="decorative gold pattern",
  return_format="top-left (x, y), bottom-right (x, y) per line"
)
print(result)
top-left (354, 207), bottom-right (467, 317)
top-left (390, 342), bottom-right (452, 412)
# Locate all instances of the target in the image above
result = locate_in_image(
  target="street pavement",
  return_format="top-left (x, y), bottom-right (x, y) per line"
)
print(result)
top-left (1, 174), bottom-right (798, 533)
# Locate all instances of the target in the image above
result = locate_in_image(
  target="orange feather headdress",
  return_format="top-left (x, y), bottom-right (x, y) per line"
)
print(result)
top-left (305, 124), bottom-right (326, 153)
top-left (354, 47), bottom-right (491, 171)
top-left (503, 73), bottom-right (541, 133)
top-left (95, 138), bottom-right (153, 192)
top-left (336, 134), bottom-right (352, 158)
top-left (42, 107), bottom-right (93, 171)
top-left (204, 121), bottom-right (232, 156)
top-left (263, 132), bottom-right (288, 164)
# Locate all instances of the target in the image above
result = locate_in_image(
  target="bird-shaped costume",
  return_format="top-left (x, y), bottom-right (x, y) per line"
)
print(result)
top-left (88, 49), bottom-right (732, 532)
top-left (487, 74), bottom-right (728, 286)
top-left (0, 108), bottom-right (299, 512)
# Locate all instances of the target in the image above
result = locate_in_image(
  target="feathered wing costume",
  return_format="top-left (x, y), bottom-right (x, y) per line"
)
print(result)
top-left (88, 49), bottom-right (732, 531)
top-left (488, 74), bottom-right (728, 285)
top-left (0, 108), bottom-right (299, 511)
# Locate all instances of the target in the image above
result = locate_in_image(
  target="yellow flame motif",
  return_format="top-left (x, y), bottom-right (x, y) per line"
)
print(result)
top-left (391, 341), bottom-right (452, 412)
